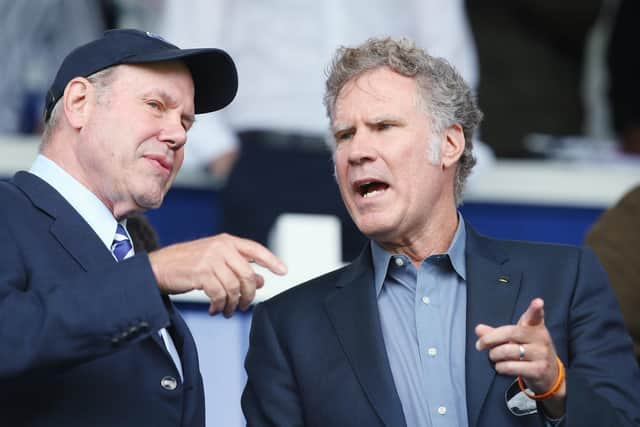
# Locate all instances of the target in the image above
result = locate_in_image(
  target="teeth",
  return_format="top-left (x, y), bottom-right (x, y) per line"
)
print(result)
top-left (363, 189), bottom-right (381, 198)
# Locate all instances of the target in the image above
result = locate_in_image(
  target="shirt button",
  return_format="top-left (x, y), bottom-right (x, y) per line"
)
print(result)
top-left (160, 376), bottom-right (177, 391)
top-left (437, 406), bottom-right (447, 415)
top-left (421, 296), bottom-right (431, 305)
top-left (394, 257), bottom-right (405, 267)
top-left (427, 347), bottom-right (438, 357)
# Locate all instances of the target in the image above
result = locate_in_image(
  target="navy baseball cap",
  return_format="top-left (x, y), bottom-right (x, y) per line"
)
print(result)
top-left (44, 28), bottom-right (238, 121)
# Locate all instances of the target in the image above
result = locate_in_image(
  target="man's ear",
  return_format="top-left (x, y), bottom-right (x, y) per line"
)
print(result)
top-left (442, 123), bottom-right (465, 169)
top-left (62, 77), bottom-right (94, 129)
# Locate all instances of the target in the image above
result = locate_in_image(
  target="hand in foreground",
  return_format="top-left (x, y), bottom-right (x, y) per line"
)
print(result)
top-left (475, 298), bottom-right (566, 418)
top-left (148, 233), bottom-right (287, 317)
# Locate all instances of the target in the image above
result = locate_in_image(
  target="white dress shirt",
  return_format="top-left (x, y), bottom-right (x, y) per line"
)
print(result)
top-left (29, 154), bottom-right (184, 380)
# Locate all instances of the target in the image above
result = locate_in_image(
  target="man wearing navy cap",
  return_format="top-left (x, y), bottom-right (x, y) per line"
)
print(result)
top-left (0, 29), bottom-right (286, 426)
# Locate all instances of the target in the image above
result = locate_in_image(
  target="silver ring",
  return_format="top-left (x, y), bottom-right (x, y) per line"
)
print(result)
top-left (518, 344), bottom-right (526, 361)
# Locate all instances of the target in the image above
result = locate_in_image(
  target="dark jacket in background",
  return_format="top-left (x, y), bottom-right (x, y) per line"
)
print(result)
top-left (467, 0), bottom-right (602, 157)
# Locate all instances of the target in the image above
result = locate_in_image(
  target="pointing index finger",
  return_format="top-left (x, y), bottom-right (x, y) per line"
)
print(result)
top-left (518, 298), bottom-right (545, 327)
top-left (236, 238), bottom-right (288, 275)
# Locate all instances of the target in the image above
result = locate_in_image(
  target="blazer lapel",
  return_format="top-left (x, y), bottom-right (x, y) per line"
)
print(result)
top-left (13, 171), bottom-right (115, 271)
top-left (464, 224), bottom-right (522, 427)
top-left (14, 172), bottom-right (180, 370)
top-left (324, 248), bottom-right (407, 427)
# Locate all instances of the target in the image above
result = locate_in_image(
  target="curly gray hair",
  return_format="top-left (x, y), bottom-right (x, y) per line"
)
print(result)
top-left (323, 37), bottom-right (483, 205)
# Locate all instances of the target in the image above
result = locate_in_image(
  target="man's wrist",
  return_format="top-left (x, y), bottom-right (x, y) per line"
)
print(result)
top-left (539, 379), bottom-right (566, 420)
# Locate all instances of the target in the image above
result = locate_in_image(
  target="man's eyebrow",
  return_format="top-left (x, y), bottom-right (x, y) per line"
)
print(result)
top-left (143, 88), bottom-right (196, 127)
top-left (370, 114), bottom-right (402, 123)
top-left (142, 89), bottom-right (177, 105)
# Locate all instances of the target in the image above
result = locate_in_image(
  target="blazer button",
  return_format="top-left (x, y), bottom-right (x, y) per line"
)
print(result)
top-left (160, 376), bottom-right (178, 391)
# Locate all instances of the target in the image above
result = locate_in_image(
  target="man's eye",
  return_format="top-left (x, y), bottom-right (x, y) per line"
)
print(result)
top-left (335, 131), bottom-right (354, 141)
top-left (377, 123), bottom-right (393, 131)
top-left (147, 101), bottom-right (163, 110)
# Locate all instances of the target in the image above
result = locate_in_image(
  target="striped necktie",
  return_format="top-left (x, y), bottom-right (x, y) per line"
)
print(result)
top-left (110, 222), bottom-right (184, 380)
top-left (111, 224), bottom-right (133, 262)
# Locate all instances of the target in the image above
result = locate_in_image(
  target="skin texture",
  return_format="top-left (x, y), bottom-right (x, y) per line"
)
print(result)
top-left (55, 62), bottom-right (194, 218)
top-left (476, 299), bottom-right (566, 418)
top-left (332, 67), bottom-right (464, 265)
top-left (332, 66), bottom-right (565, 418)
top-left (43, 61), bottom-right (286, 317)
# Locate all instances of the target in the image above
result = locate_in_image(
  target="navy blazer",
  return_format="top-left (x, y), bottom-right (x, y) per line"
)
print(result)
top-left (242, 223), bottom-right (640, 426)
top-left (0, 172), bottom-right (205, 427)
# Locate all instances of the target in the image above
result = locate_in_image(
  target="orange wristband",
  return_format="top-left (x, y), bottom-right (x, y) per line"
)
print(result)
top-left (517, 356), bottom-right (565, 401)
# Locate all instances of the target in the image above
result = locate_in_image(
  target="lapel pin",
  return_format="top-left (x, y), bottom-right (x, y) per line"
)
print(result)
top-left (498, 276), bottom-right (510, 285)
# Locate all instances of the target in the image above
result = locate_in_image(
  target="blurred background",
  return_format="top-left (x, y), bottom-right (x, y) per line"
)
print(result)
top-left (1, 0), bottom-right (639, 425)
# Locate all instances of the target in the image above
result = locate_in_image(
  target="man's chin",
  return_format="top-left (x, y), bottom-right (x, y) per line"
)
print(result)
top-left (134, 191), bottom-right (165, 211)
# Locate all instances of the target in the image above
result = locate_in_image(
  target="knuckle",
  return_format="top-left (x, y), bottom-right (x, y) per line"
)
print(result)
top-left (219, 233), bottom-right (236, 244)
top-left (241, 271), bottom-right (256, 283)
top-left (533, 364), bottom-right (545, 378)
top-left (226, 282), bottom-right (240, 295)
top-left (488, 348), bottom-right (498, 360)
top-left (206, 286), bottom-right (226, 302)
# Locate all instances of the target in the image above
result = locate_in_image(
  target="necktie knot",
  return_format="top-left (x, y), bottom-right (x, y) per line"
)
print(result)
top-left (111, 224), bottom-right (133, 262)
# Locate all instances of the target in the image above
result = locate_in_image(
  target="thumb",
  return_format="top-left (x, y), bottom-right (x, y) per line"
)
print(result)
top-left (518, 298), bottom-right (545, 327)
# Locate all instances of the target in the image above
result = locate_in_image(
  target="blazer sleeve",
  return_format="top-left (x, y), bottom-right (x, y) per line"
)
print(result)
top-left (0, 220), bottom-right (170, 384)
top-left (561, 247), bottom-right (640, 426)
top-left (241, 302), bottom-right (305, 427)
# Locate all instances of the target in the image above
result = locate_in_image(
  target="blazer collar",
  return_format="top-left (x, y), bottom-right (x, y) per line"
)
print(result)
top-left (14, 171), bottom-right (180, 365)
top-left (324, 246), bottom-right (407, 427)
top-left (322, 224), bottom-right (522, 427)
top-left (13, 171), bottom-right (181, 370)
top-left (12, 171), bottom-right (116, 271)
top-left (464, 223), bottom-right (522, 427)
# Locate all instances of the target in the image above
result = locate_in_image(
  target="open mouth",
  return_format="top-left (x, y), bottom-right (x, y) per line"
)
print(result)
top-left (355, 180), bottom-right (389, 198)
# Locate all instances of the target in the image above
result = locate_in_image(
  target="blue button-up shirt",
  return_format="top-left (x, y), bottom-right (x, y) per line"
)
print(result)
top-left (372, 215), bottom-right (468, 427)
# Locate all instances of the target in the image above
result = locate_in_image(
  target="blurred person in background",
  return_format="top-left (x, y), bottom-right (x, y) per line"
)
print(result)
top-left (128, 213), bottom-right (162, 252)
top-left (607, 0), bottom-right (640, 155)
top-left (585, 185), bottom-right (640, 363)
top-left (0, 0), bottom-right (108, 134)
top-left (466, 0), bottom-right (603, 158)
top-left (157, 0), bottom-right (492, 262)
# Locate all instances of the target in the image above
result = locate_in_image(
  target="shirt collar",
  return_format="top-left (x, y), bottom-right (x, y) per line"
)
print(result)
top-left (29, 154), bottom-right (126, 250)
top-left (371, 213), bottom-right (467, 297)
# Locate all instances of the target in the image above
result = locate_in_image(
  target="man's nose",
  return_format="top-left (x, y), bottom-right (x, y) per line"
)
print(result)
top-left (348, 131), bottom-right (377, 165)
top-left (160, 117), bottom-right (187, 149)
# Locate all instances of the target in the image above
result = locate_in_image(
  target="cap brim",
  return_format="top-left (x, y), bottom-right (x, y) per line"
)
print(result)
top-left (126, 48), bottom-right (238, 114)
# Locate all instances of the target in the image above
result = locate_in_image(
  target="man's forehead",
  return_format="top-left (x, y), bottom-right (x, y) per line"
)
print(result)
top-left (111, 63), bottom-right (195, 112)
top-left (338, 71), bottom-right (420, 107)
